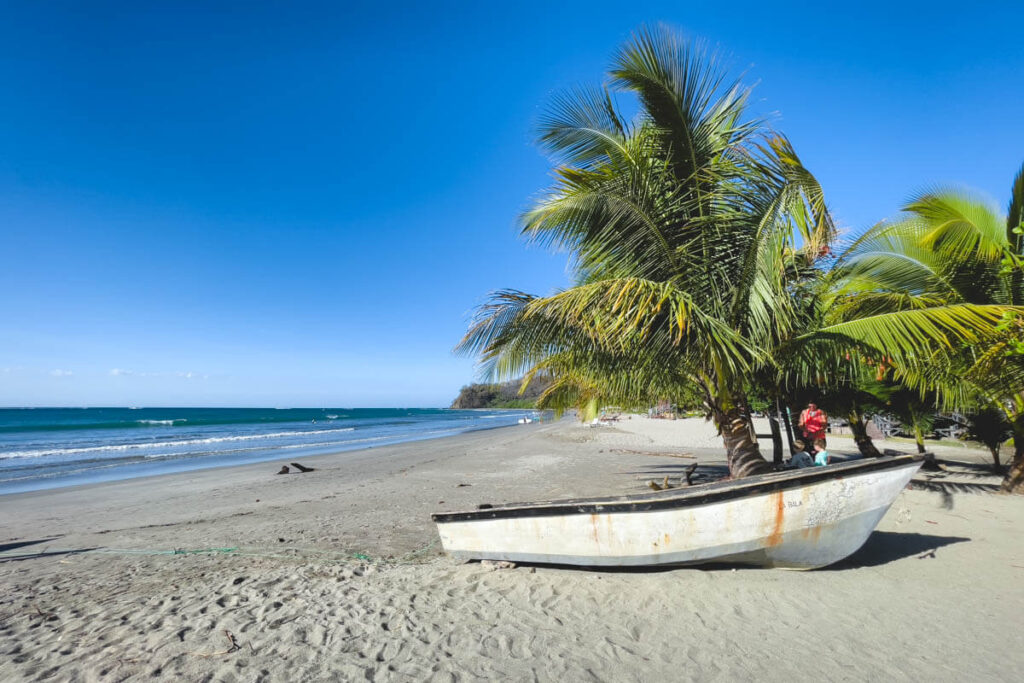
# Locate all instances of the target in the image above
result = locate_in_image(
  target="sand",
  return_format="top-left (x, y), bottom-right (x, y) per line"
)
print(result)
top-left (2, 416), bottom-right (1022, 681)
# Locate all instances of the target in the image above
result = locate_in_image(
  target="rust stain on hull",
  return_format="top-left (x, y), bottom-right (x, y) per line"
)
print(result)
top-left (766, 491), bottom-right (785, 547)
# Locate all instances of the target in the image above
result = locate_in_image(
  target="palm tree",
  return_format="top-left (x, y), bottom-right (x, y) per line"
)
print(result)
top-left (827, 164), bottom-right (1024, 491)
top-left (459, 27), bottom-right (833, 478)
top-left (458, 26), bottom-right (1018, 480)
top-left (863, 381), bottom-right (936, 454)
top-left (966, 405), bottom-right (1014, 470)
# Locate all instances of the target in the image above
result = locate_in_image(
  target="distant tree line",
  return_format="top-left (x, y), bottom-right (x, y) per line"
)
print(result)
top-left (450, 376), bottom-right (553, 409)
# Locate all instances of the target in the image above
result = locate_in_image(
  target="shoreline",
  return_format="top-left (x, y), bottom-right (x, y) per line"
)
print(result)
top-left (2, 416), bottom-right (1022, 680)
top-left (0, 421), bottom-right (513, 500)
top-left (0, 422), bottom-right (548, 560)
top-left (0, 412), bottom-right (537, 497)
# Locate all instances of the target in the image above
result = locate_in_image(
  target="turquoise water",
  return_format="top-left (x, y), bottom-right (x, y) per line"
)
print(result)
top-left (0, 407), bottom-right (536, 495)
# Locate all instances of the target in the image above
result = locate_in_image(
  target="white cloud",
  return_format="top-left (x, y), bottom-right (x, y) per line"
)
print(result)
top-left (110, 368), bottom-right (135, 376)
top-left (49, 369), bottom-right (73, 377)
top-left (176, 371), bottom-right (209, 380)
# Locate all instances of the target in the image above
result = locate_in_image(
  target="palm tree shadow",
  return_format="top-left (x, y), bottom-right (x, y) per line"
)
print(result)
top-left (624, 464), bottom-right (730, 485)
top-left (910, 479), bottom-right (1002, 494)
top-left (0, 548), bottom-right (100, 563)
top-left (907, 479), bottom-right (1002, 509)
top-left (0, 538), bottom-right (60, 553)
top-left (823, 531), bottom-right (969, 570)
top-left (934, 460), bottom-right (1004, 476)
top-left (0, 537), bottom-right (98, 563)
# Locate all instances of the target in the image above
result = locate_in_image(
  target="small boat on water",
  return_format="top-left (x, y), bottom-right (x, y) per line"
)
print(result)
top-left (432, 454), bottom-right (923, 569)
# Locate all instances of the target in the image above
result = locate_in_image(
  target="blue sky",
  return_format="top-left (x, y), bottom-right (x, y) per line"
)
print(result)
top-left (1, 1), bottom-right (1022, 407)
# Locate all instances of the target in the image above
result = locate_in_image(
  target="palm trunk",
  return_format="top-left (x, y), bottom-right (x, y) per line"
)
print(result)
top-left (912, 422), bottom-right (926, 454)
top-left (1000, 421), bottom-right (1024, 494)
top-left (848, 406), bottom-right (881, 458)
top-left (768, 407), bottom-right (784, 466)
top-left (907, 406), bottom-right (928, 454)
top-left (715, 405), bottom-right (773, 478)
top-left (1001, 444), bottom-right (1024, 493)
top-left (781, 404), bottom-right (797, 452)
top-left (989, 446), bottom-right (1002, 470)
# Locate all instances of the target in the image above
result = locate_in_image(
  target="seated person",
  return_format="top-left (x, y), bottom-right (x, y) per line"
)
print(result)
top-left (813, 438), bottom-right (830, 467)
top-left (787, 439), bottom-right (814, 469)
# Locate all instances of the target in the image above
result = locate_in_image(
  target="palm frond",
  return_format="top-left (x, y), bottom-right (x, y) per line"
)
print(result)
top-left (609, 24), bottom-right (760, 191)
top-left (814, 304), bottom-right (1023, 361)
top-left (907, 188), bottom-right (1008, 263)
top-left (1007, 161), bottom-right (1024, 253)
top-left (537, 86), bottom-right (631, 169)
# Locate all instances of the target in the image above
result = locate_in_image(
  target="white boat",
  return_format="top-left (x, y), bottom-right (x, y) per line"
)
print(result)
top-left (432, 455), bottom-right (923, 569)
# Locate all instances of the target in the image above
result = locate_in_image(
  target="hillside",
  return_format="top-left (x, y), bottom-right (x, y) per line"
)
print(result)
top-left (449, 377), bottom-right (551, 409)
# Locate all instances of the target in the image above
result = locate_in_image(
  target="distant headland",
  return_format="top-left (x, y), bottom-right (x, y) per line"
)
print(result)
top-left (449, 377), bottom-right (551, 409)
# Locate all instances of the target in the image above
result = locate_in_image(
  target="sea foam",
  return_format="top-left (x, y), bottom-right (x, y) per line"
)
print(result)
top-left (0, 427), bottom-right (357, 459)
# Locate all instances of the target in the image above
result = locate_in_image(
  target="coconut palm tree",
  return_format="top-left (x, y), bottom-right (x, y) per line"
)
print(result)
top-left (827, 164), bottom-right (1024, 491)
top-left (459, 27), bottom-right (835, 478)
top-left (458, 26), bottom-right (1019, 480)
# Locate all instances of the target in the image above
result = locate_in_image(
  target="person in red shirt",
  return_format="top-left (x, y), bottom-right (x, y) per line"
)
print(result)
top-left (798, 402), bottom-right (827, 446)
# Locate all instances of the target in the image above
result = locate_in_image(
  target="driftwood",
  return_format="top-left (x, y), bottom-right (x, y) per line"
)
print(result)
top-left (277, 462), bottom-right (314, 474)
top-left (29, 604), bottom-right (56, 620)
top-left (648, 475), bottom-right (673, 491)
top-left (612, 448), bottom-right (694, 458)
top-left (191, 630), bottom-right (244, 658)
top-left (648, 464), bottom-right (700, 491)
top-left (480, 559), bottom-right (516, 570)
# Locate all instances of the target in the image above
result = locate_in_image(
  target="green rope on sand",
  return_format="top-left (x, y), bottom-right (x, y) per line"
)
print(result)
top-left (173, 547), bottom-right (237, 555)
top-left (90, 547), bottom-right (238, 556)
top-left (0, 546), bottom-right (238, 560)
top-left (95, 546), bottom-right (379, 563)
top-left (398, 539), bottom-right (439, 562)
top-left (2, 541), bottom-right (442, 565)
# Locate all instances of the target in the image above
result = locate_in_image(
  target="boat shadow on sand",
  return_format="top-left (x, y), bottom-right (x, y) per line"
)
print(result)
top-left (821, 531), bottom-right (969, 570)
top-left (506, 530), bottom-right (970, 574)
top-left (685, 531), bottom-right (970, 572)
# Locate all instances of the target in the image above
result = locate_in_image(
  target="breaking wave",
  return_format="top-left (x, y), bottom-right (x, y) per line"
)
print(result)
top-left (1, 427), bottom-right (356, 460)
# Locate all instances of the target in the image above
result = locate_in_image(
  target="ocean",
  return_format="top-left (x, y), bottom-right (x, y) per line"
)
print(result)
top-left (0, 407), bottom-right (538, 495)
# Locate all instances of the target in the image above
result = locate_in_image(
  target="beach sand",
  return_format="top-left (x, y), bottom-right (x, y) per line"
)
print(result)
top-left (2, 417), bottom-right (1022, 681)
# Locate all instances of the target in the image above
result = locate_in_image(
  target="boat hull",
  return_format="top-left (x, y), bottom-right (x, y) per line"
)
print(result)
top-left (433, 456), bottom-right (922, 569)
